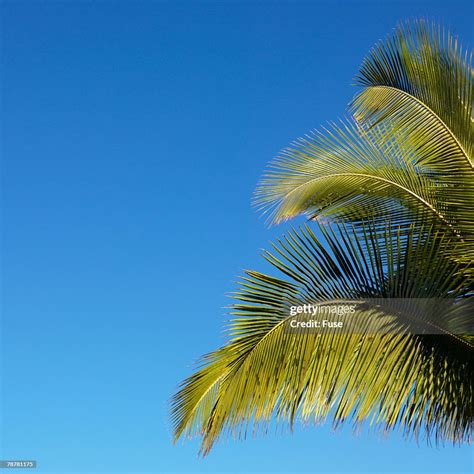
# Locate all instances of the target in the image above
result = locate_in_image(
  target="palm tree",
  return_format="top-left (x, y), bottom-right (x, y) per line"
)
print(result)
top-left (171, 20), bottom-right (473, 455)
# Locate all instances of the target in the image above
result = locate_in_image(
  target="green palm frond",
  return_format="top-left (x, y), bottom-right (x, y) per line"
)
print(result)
top-left (352, 19), bottom-right (473, 172)
top-left (254, 119), bottom-right (474, 249)
top-left (171, 224), bottom-right (473, 455)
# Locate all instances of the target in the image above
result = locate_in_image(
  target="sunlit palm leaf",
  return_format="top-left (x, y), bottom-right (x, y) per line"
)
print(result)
top-left (352, 19), bottom-right (473, 172)
top-left (171, 224), bottom-right (473, 454)
top-left (254, 119), bottom-right (474, 247)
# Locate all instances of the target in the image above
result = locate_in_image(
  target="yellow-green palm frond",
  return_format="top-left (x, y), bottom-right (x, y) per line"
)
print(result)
top-left (254, 119), bottom-right (474, 249)
top-left (352, 19), bottom-right (473, 172)
top-left (171, 224), bottom-right (473, 455)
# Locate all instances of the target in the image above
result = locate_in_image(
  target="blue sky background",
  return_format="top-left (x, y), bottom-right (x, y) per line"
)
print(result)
top-left (1, 1), bottom-right (473, 473)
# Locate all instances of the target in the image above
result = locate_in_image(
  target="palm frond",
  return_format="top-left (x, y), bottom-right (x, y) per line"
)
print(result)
top-left (171, 224), bottom-right (473, 454)
top-left (254, 119), bottom-right (474, 252)
top-left (352, 19), bottom-right (473, 172)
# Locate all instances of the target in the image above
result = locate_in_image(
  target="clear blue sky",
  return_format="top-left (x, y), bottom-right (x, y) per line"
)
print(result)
top-left (1, 1), bottom-right (473, 473)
